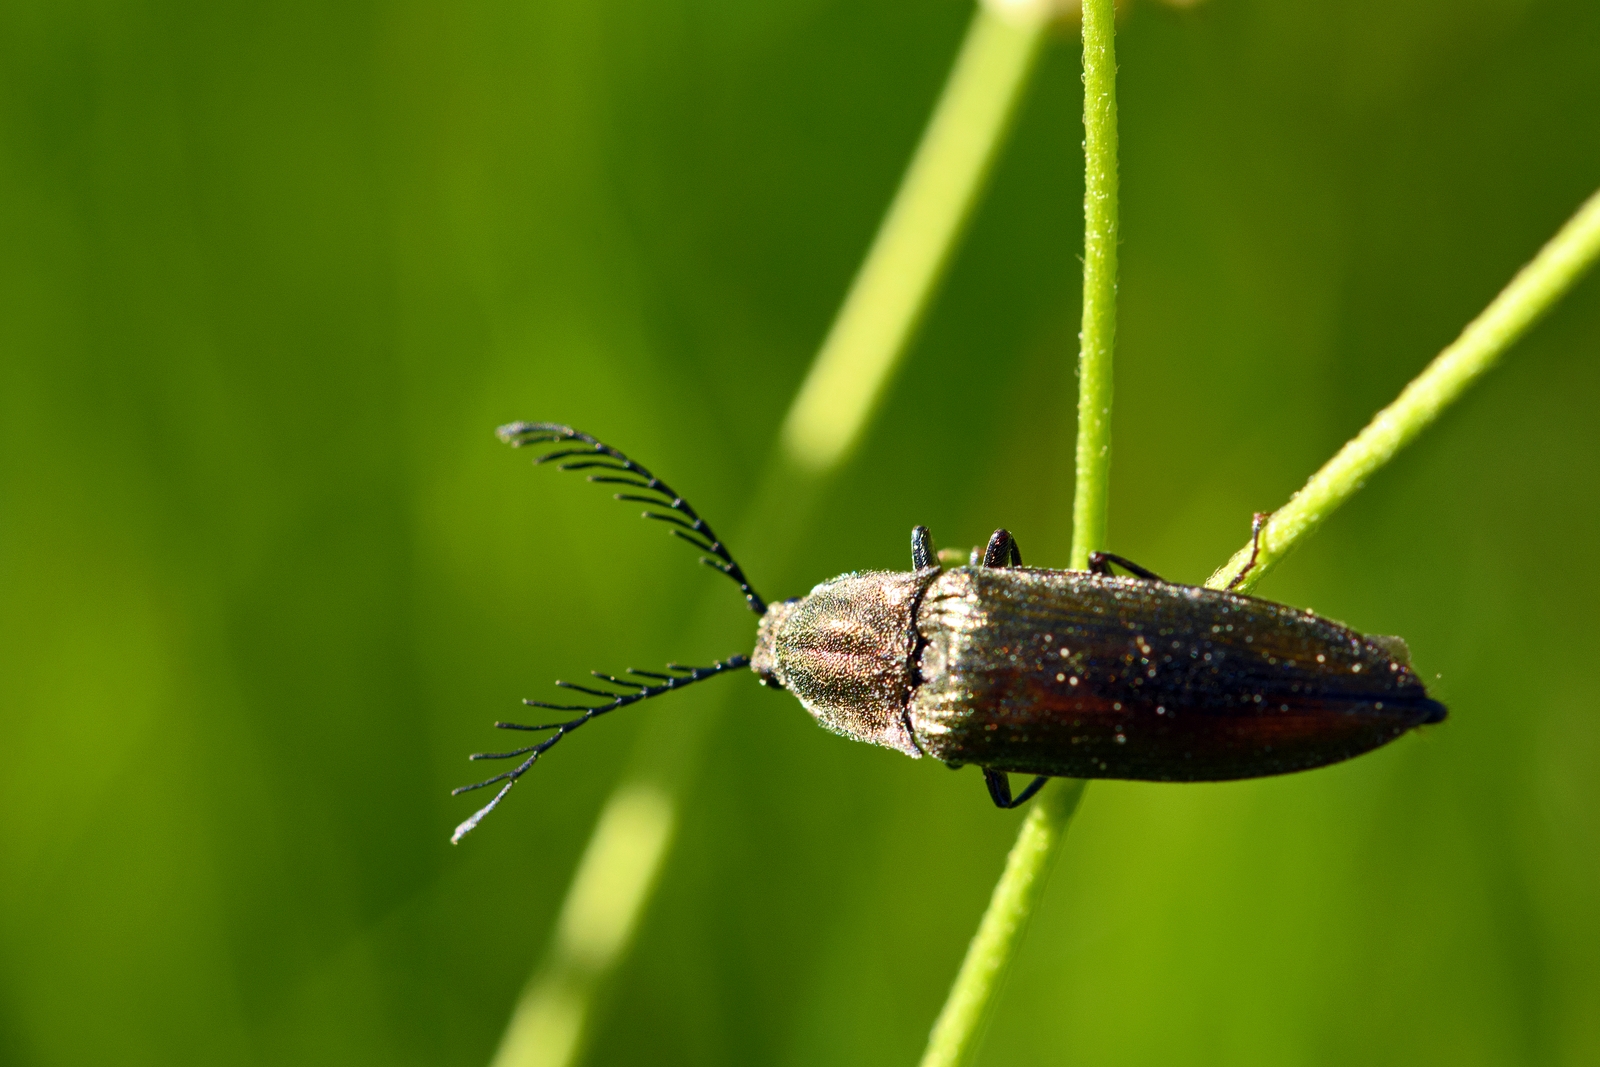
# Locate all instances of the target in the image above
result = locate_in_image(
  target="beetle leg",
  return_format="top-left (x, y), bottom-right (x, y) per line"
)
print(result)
top-left (983, 768), bottom-right (1049, 809)
top-left (1010, 775), bottom-right (1048, 807)
top-left (981, 528), bottom-right (1022, 568)
top-left (901, 708), bottom-right (928, 757)
top-left (911, 525), bottom-right (937, 570)
top-left (1088, 551), bottom-right (1167, 583)
top-left (983, 768), bottom-right (1011, 805)
top-left (1226, 512), bottom-right (1271, 591)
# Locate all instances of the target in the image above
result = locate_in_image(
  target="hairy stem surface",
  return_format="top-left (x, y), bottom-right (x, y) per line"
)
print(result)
top-left (920, 0), bottom-right (1118, 1064)
top-left (1070, 0), bottom-right (1119, 574)
top-left (919, 780), bottom-right (1086, 1067)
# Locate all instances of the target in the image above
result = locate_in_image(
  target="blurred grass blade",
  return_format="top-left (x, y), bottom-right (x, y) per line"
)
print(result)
top-left (919, 0), bottom-right (1116, 1064)
top-left (1210, 185), bottom-right (1600, 593)
top-left (781, 1), bottom-right (1048, 472)
top-left (489, 6), bottom-right (1050, 1067)
top-left (489, 786), bottom-right (672, 1067)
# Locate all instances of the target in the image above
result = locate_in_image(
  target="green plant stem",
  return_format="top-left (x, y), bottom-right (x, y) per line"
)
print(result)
top-left (782, 2), bottom-right (1046, 472)
top-left (488, 10), bottom-right (1051, 1067)
top-left (1210, 186), bottom-right (1600, 594)
top-left (919, 2), bottom-right (1118, 1066)
top-left (919, 780), bottom-right (1086, 1067)
top-left (1070, 0), bottom-right (1119, 573)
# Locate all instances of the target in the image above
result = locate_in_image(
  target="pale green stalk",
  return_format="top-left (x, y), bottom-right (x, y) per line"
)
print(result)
top-left (488, 8), bottom-right (1050, 1066)
top-left (1209, 186), bottom-right (1600, 593)
top-left (920, 1), bottom-right (1118, 1064)
top-left (1069, 0), bottom-right (1118, 573)
top-left (921, 185), bottom-right (1600, 1067)
top-left (488, 785), bottom-right (673, 1067)
top-left (919, 779), bottom-right (1086, 1067)
top-left (782, 2), bottom-right (1048, 472)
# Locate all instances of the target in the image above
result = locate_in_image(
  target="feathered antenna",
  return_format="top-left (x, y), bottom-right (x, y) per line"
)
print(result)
top-left (452, 656), bottom-right (748, 843)
top-left (453, 424), bottom-right (766, 841)
top-left (496, 422), bottom-right (766, 615)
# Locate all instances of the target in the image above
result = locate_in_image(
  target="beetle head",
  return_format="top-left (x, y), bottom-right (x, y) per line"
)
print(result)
top-left (751, 598), bottom-right (799, 686)
top-left (750, 570), bottom-right (938, 758)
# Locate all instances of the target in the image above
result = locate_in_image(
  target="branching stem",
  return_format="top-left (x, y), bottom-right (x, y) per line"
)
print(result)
top-left (1070, 0), bottom-right (1119, 574)
top-left (1209, 187), bottom-right (1600, 593)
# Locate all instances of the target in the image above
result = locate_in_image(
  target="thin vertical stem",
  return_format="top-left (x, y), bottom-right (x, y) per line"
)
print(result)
top-left (918, 780), bottom-right (1086, 1067)
top-left (919, 1), bottom-right (1119, 1064)
top-left (1070, 0), bottom-right (1119, 571)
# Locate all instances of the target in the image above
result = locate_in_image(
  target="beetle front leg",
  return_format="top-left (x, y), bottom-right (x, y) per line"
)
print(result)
top-left (1088, 551), bottom-right (1167, 582)
top-left (981, 528), bottom-right (1022, 568)
top-left (911, 525), bottom-right (936, 570)
top-left (983, 768), bottom-right (1048, 809)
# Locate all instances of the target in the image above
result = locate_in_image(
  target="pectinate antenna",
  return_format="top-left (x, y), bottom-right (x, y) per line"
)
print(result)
top-left (497, 422), bottom-right (767, 616)
top-left (451, 655), bottom-right (748, 842)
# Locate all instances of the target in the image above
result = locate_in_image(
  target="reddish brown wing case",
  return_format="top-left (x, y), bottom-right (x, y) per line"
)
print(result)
top-left (909, 567), bottom-right (1446, 781)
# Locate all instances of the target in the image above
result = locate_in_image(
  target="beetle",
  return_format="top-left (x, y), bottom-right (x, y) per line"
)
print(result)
top-left (452, 423), bottom-right (1446, 841)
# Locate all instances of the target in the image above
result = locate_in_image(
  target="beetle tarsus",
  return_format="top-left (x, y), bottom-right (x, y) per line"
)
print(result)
top-left (983, 768), bottom-right (1049, 809)
top-left (1088, 552), bottom-right (1167, 583)
top-left (911, 525), bottom-right (937, 570)
top-left (981, 529), bottom-right (1023, 568)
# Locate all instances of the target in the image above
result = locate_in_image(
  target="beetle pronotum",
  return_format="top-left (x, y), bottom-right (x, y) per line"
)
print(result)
top-left (452, 423), bottom-right (1446, 842)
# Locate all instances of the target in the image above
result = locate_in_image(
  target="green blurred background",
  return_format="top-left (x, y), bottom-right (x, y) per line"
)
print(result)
top-left (3, 0), bottom-right (1599, 1063)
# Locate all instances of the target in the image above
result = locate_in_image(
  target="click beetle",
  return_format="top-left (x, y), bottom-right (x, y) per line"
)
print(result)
top-left (452, 423), bottom-right (1446, 841)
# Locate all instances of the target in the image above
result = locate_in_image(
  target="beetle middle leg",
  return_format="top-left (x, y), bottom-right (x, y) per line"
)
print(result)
top-left (981, 528), bottom-right (1023, 568)
top-left (983, 768), bottom-right (1049, 809)
top-left (1088, 552), bottom-right (1167, 582)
